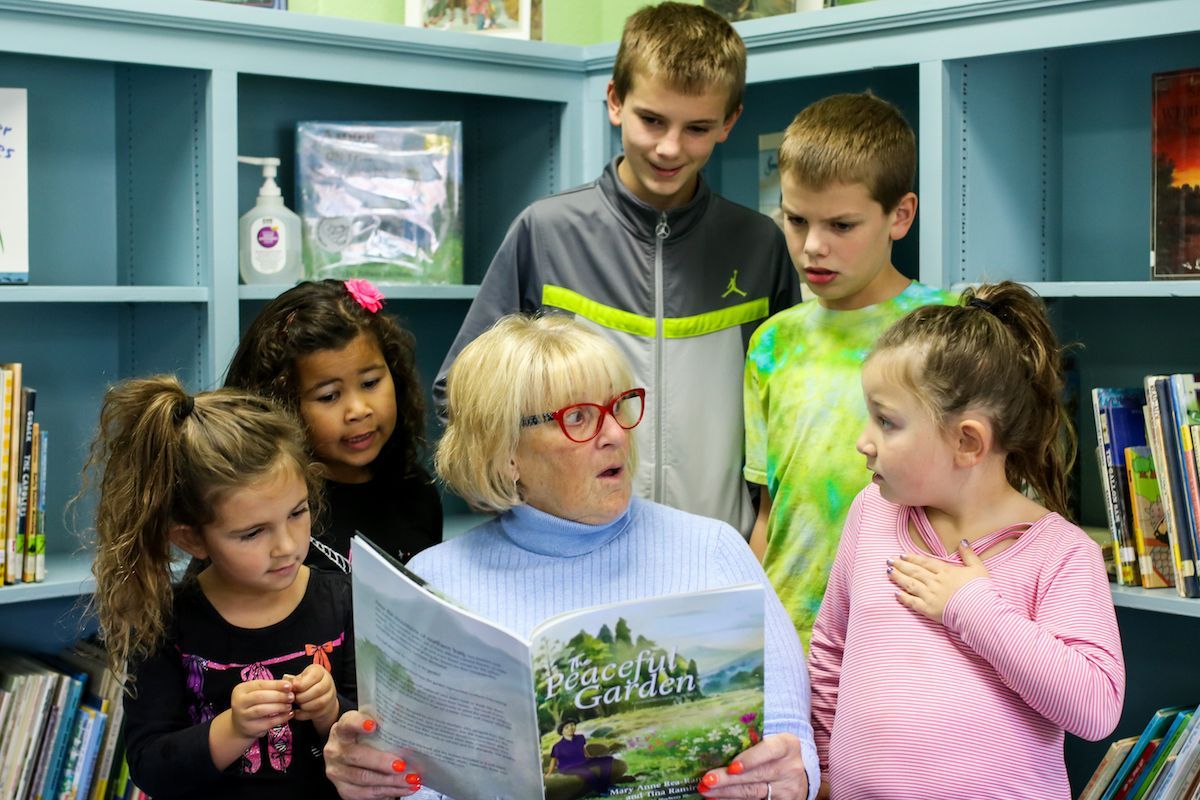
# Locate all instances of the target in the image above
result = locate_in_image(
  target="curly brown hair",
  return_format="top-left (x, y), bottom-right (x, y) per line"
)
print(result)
top-left (225, 280), bottom-right (426, 476)
top-left (80, 375), bottom-right (320, 683)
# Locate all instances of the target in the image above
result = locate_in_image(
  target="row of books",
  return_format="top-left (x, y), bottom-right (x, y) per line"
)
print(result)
top-left (1081, 704), bottom-right (1200, 800)
top-left (0, 640), bottom-right (145, 800)
top-left (1092, 374), bottom-right (1200, 597)
top-left (0, 361), bottom-right (49, 585)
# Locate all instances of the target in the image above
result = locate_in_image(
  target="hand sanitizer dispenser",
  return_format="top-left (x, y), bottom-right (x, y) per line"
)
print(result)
top-left (238, 155), bottom-right (302, 285)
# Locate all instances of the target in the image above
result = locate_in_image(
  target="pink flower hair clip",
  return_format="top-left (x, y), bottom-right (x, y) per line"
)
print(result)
top-left (344, 279), bottom-right (385, 313)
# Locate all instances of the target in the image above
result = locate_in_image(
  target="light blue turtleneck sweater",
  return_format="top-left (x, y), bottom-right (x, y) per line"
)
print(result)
top-left (406, 496), bottom-right (819, 799)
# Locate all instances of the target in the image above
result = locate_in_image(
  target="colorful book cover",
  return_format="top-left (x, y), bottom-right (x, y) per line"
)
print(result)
top-left (350, 537), bottom-right (765, 800)
top-left (14, 386), bottom-right (35, 584)
top-left (1152, 68), bottom-right (1200, 279)
top-left (1125, 446), bottom-right (1174, 588)
top-left (1133, 709), bottom-right (1195, 800)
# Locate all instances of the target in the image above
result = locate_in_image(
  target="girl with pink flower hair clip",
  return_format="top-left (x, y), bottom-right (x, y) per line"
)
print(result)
top-left (226, 279), bottom-right (442, 572)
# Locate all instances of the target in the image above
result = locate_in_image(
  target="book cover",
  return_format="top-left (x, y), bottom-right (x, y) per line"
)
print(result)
top-left (350, 537), bottom-right (765, 800)
top-left (1125, 446), bottom-right (1175, 588)
top-left (1102, 706), bottom-right (1191, 800)
top-left (0, 88), bottom-right (28, 285)
top-left (1152, 68), bottom-right (1200, 279)
top-left (1115, 738), bottom-right (1162, 800)
top-left (1170, 374), bottom-right (1200, 571)
top-left (56, 704), bottom-right (97, 800)
top-left (1080, 736), bottom-right (1138, 800)
top-left (37, 667), bottom-right (86, 800)
top-left (0, 361), bottom-right (21, 585)
top-left (1093, 388), bottom-right (1147, 585)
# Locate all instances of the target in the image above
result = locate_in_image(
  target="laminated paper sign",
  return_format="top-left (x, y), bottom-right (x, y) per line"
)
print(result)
top-left (0, 88), bottom-right (27, 284)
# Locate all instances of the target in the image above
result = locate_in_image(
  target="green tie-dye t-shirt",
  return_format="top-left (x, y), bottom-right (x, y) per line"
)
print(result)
top-left (743, 282), bottom-right (957, 647)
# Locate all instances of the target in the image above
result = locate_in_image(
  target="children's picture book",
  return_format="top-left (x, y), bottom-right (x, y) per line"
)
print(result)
top-left (0, 88), bottom-right (28, 285)
top-left (1125, 446), bottom-right (1175, 588)
top-left (406, 0), bottom-right (541, 39)
top-left (350, 537), bottom-right (765, 800)
top-left (1152, 68), bottom-right (1200, 279)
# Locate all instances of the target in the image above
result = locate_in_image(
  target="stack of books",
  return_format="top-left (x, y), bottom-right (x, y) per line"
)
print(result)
top-left (1092, 374), bottom-right (1200, 597)
top-left (0, 361), bottom-right (49, 586)
top-left (1080, 705), bottom-right (1200, 800)
top-left (0, 640), bottom-right (146, 800)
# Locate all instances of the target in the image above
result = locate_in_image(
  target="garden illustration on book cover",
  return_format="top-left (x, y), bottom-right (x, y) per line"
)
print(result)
top-left (532, 596), bottom-right (765, 800)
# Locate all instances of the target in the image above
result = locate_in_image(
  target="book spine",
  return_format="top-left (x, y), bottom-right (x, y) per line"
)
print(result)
top-left (35, 428), bottom-right (47, 582)
top-left (40, 677), bottom-right (83, 800)
top-left (23, 420), bottom-right (39, 582)
top-left (55, 706), bottom-right (92, 800)
top-left (73, 707), bottom-right (108, 800)
top-left (13, 386), bottom-right (34, 584)
top-left (2, 367), bottom-right (21, 585)
top-left (1172, 375), bottom-right (1200, 576)
top-left (0, 368), bottom-right (11, 584)
top-left (1145, 377), bottom-right (1199, 597)
top-left (1158, 377), bottom-right (1200, 596)
top-left (1094, 390), bottom-right (1135, 584)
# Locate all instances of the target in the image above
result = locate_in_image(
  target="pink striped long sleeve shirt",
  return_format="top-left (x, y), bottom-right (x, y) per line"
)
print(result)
top-left (808, 484), bottom-right (1125, 800)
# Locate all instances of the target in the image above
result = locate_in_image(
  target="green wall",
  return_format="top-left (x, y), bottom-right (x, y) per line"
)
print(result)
top-left (542, 0), bottom-right (701, 46)
top-left (287, 0), bottom-right (407, 24)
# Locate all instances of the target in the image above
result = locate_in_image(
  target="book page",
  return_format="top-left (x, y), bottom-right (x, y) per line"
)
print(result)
top-left (530, 584), bottom-right (765, 800)
top-left (350, 537), bottom-right (543, 799)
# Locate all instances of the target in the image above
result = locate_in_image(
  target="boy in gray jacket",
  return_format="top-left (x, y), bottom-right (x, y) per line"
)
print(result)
top-left (435, 2), bottom-right (798, 536)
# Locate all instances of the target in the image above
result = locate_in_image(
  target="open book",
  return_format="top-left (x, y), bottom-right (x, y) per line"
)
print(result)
top-left (350, 536), bottom-right (766, 800)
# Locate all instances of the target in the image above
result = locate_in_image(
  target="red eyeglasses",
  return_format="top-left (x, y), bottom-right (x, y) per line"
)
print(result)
top-left (520, 388), bottom-right (646, 443)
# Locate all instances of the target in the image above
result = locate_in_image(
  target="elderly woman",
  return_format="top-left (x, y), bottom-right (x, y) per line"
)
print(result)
top-left (324, 314), bottom-right (818, 800)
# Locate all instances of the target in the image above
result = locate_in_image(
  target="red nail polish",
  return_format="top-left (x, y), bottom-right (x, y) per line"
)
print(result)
top-left (702, 772), bottom-right (719, 787)
top-left (697, 781), bottom-right (709, 794)
top-left (406, 773), bottom-right (422, 785)
top-left (362, 719), bottom-right (376, 733)
top-left (728, 760), bottom-right (745, 775)
top-left (392, 759), bottom-right (406, 773)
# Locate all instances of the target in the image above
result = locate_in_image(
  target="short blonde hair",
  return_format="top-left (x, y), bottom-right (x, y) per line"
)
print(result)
top-left (612, 2), bottom-right (746, 120)
top-left (778, 92), bottom-right (915, 212)
top-left (436, 314), bottom-right (637, 514)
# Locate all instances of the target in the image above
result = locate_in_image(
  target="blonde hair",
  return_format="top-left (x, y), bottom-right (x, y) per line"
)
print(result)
top-left (436, 314), bottom-right (637, 514)
top-left (612, 1), bottom-right (746, 120)
top-left (778, 92), bottom-right (916, 212)
top-left (81, 375), bottom-right (321, 682)
top-left (869, 281), bottom-right (1076, 518)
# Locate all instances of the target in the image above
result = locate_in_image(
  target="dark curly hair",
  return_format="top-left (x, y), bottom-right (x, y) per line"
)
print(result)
top-left (225, 279), bottom-right (426, 476)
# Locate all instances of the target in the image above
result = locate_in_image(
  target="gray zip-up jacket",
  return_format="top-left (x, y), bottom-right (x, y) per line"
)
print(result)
top-left (435, 158), bottom-right (799, 535)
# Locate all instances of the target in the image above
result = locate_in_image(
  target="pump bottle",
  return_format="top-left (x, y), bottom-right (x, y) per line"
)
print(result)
top-left (237, 156), bottom-right (302, 285)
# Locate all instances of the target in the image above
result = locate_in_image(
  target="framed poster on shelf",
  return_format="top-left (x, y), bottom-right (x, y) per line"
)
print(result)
top-left (0, 88), bottom-right (27, 285)
top-left (407, 0), bottom-right (540, 40)
top-left (1151, 67), bottom-right (1200, 280)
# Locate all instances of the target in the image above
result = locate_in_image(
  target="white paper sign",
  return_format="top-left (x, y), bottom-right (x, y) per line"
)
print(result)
top-left (0, 88), bottom-right (28, 284)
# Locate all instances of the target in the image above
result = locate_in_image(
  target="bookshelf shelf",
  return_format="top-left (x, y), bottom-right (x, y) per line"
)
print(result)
top-left (0, 286), bottom-right (210, 303)
top-left (951, 281), bottom-right (1200, 299)
top-left (0, 553), bottom-right (95, 604)
top-left (238, 284), bottom-right (481, 301)
top-left (1110, 585), bottom-right (1200, 619)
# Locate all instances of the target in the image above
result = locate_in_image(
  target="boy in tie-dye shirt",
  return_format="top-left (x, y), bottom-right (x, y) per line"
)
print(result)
top-left (744, 93), bottom-right (956, 646)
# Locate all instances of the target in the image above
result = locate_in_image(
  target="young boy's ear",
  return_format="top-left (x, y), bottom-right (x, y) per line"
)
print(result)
top-left (169, 524), bottom-right (208, 560)
top-left (606, 81), bottom-right (623, 126)
top-left (888, 192), bottom-right (918, 242)
top-left (716, 104), bottom-right (743, 143)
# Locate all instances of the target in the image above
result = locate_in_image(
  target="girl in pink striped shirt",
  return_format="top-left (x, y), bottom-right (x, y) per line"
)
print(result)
top-left (808, 281), bottom-right (1124, 800)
